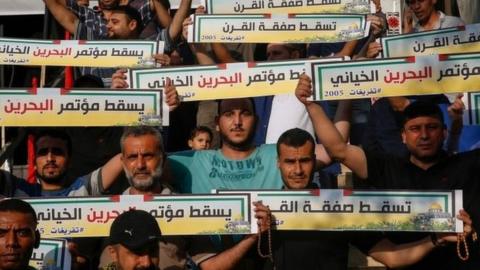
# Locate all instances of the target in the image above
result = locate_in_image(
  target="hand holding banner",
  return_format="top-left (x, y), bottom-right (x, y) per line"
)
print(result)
top-left (0, 38), bottom-right (162, 68)
top-left (205, 0), bottom-right (371, 14)
top-left (129, 58), bottom-right (344, 101)
top-left (218, 189), bottom-right (463, 232)
top-left (381, 23), bottom-right (480, 58)
top-left (308, 52), bottom-right (480, 100)
top-left (0, 88), bottom-right (167, 126)
top-left (27, 194), bottom-right (252, 238)
top-left (188, 14), bottom-right (369, 43)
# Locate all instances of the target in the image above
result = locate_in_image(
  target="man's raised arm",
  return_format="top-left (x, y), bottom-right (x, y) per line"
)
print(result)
top-left (43, 0), bottom-right (78, 34)
top-left (296, 74), bottom-right (368, 179)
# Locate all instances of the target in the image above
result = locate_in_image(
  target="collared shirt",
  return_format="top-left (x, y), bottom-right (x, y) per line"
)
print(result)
top-left (413, 11), bottom-right (464, 32)
top-left (364, 149), bottom-right (480, 269)
top-left (66, 0), bottom-right (153, 39)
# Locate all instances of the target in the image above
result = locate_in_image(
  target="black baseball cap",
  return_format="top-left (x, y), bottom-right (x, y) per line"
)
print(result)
top-left (109, 209), bottom-right (162, 251)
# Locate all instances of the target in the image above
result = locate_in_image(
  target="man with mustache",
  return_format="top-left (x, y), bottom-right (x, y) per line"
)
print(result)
top-left (119, 126), bottom-right (169, 196)
top-left (55, 0), bottom-right (171, 39)
top-left (44, 0), bottom-right (191, 86)
top-left (295, 74), bottom-right (480, 269)
top-left (168, 98), bottom-right (333, 270)
top-left (0, 199), bottom-right (40, 270)
top-left (99, 126), bottom-right (271, 270)
top-left (14, 129), bottom-right (122, 197)
top-left (169, 98), bottom-right (284, 194)
top-left (263, 127), bottom-right (472, 269)
top-left (105, 209), bottom-right (163, 270)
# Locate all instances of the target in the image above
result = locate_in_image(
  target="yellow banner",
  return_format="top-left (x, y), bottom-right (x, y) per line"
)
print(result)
top-left (309, 53), bottom-right (480, 100)
top-left (129, 58), bottom-right (345, 101)
top-left (0, 88), bottom-right (168, 126)
top-left (218, 190), bottom-right (463, 232)
top-left (205, 0), bottom-right (371, 14)
top-left (0, 37), bottom-right (162, 67)
top-left (381, 23), bottom-right (480, 58)
top-left (188, 14), bottom-right (369, 43)
top-left (25, 194), bottom-right (252, 238)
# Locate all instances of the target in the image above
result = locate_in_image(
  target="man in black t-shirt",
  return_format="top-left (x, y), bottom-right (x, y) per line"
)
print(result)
top-left (295, 74), bottom-right (480, 269)
top-left (262, 128), bottom-right (472, 270)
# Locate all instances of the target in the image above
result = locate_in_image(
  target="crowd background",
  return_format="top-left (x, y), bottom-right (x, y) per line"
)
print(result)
top-left (1, 0), bottom-right (480, 269)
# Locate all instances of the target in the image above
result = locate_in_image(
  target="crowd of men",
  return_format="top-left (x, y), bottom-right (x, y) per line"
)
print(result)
top-left (1, 0), bottom-right (480, 269)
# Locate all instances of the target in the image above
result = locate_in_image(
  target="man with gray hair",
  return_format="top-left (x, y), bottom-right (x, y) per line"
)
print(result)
top-left (119, 126), bottom-right (167, 195)
top-left (100, 126), bottom-right (188, 269)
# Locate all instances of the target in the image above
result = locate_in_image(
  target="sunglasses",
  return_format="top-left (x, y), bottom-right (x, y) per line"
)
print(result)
top-left (36, 147), bottom-right (66, 156)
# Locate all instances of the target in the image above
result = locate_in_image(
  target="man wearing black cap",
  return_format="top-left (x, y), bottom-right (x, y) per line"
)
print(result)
top-left (107, 209), bottom-right (162, 270)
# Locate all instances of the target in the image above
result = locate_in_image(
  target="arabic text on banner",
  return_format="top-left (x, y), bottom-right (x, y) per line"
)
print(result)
top-left (188, 14), bottom-right (369, 43)
top-left (205, 0), bottom-right (371, 14)
top-left (0, 38), bottom-right (162, 68)
top-left (0, 88), bottom-right (168, 126)
top-left (218, 189), bottom-right (463, 232)
top-left (309, 52), bottom-right (480, 100)
top-left (381, 23), bottom-right (480, 58)
top-left (129, 58), bottom-right (345, 101)
top-left (26, 194), bottom-right (252, 238)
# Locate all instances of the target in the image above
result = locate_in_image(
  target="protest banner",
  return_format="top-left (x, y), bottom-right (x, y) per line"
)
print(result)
top-left (0, 37), bottom-right (162, 67)
top-left (187, 14), bottom-right (369, 43)
top-left (308, 52), bottom-right (480, 100)
top-left (218, 189), bottom-right (463, 232)
top-left (129, 57), bottom-right (345, 101)
top-left (30, 239), bottom-right (71, 270)
top-left (205, 0), bottom-right (370, 14)
top-left (0, 88), bottom-right (168, 126)
top-left (381, 23), bottom-right (480, 58)
top-left (26, 194), bottom-right (252, 238)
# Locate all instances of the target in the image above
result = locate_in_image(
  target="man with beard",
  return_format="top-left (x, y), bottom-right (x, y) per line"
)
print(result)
top-left (169, 98), bottom-right (284, 194)
top-left (295, 74), bottom-right (480, 269)
top-left (15, 129), bottom-right (122, 197)
top-left (105, 209), bottom-right (162, 270)
top-left (263, 128), bottom-right (472, 269)
top-left (119, 126), bottom-right (170, 196)
top-left (99, 126), bottom-right (272, 270)
top-left (54, 0), bottom-right (171, 39)
top-left (43, 0), bottom-right (191, 86)
top-left (99, 126), bottom-right (202, 269)
top-left (167, 98), bottom-right (336, 270)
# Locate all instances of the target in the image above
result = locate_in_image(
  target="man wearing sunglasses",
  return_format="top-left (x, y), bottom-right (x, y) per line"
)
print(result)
top-left (14, 129), bottom-right (122, 197)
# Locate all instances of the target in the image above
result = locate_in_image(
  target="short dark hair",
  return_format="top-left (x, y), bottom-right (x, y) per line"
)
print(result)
top-left (111, 5), bottom-right (144, 34)
top-left (0, 198), bottom-right (37, 224)
top-left (34, 129), bottom-right (72, 156)
top-left (217, 98), bottom-right (257, 116)
top-left (120, 126), bottom-right (164, 154)
top-left (276, 128), bottom-right (315, 155)
top-left (402, 100), bottom-right (445, 127)
top-left (190, 126), bottom-right (213, 140)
